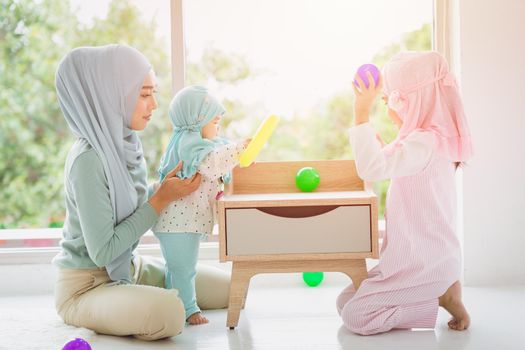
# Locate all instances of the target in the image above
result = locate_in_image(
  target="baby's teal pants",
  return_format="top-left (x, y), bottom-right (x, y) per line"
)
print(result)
top-left (155, 232), bottom-right (203, 319)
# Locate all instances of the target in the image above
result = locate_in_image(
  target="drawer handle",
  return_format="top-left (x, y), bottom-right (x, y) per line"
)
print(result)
top-left (257, 206), bottom-right (339, 218)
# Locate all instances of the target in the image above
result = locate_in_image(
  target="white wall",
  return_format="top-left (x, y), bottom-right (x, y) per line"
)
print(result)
top-left (460, 0), bottom-right (525, 285)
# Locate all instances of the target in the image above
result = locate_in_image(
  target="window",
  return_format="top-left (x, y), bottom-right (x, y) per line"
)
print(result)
top-left (1, 0), bottom-right (436, 255)
top-left (179, 0), bottom-right (434, 219)
top-left (0, 0), bottom-right (172, 249)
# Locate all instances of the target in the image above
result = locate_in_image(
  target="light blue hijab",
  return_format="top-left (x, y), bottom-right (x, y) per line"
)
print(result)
top-left (55, 45), bottom-right (151, 284)
top-left (158, 86), bottom-right (232, 182)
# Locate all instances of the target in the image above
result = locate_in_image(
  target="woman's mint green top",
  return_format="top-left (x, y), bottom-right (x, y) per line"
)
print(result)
top-left (52, 139), bottom-right (158, 269)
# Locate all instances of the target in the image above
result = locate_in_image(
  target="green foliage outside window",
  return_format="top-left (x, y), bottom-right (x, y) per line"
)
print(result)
top-left (0, 0), bottom-right (430, 228)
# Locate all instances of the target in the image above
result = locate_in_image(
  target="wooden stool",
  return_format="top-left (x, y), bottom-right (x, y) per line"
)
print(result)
top-left (218, 160), bottom-right (379, 329)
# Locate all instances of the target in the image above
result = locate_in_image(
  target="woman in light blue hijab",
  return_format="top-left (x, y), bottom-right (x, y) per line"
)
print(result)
top-left (52, 45), bottom-right (231, 340)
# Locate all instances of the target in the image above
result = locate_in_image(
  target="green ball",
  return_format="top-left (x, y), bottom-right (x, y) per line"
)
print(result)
top-left (295, 167), bottom-right (320, 192)
top-left (302, 272), bottom-right (324, 287)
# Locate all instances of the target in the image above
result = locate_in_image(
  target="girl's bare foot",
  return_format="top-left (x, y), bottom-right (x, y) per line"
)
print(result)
top-left (187, 312), bottom-right (209, 325)
top-left (438, 281), bottom-right (471, 331)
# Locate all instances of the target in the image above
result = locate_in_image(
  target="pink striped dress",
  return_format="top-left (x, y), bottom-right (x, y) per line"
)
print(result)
top-left (337, 122), bottom-right (461, 335)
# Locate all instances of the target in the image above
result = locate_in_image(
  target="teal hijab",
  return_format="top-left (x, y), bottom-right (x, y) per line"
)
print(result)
top-left (158, 86), bottom-right (231, 181)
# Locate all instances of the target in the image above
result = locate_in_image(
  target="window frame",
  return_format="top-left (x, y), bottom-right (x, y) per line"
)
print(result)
top-left (0, 228), bottom-right (221, 264)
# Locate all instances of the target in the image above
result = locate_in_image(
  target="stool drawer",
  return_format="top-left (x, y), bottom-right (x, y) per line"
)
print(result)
top-left (225, 205), bottom-right (371, 255)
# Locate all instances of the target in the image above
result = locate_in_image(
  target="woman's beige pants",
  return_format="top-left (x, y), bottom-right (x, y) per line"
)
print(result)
top-left (54, 255), bottom-right (230, 341)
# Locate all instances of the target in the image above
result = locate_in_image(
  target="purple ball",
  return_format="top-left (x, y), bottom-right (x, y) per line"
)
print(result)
top-left (354, 64), bottom-right (380, 89)
top-left (62, 338), bottom-right (92, 350)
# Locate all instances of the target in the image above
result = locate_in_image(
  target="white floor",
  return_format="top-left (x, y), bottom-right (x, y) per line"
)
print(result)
top-left (1, 274), bottom-right (524, 350)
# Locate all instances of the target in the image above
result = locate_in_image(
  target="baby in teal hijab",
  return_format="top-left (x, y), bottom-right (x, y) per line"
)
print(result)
top-left (154, 85), bottom-right (248, 325)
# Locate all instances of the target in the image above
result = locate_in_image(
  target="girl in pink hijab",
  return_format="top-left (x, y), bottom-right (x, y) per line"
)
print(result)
top-left (337, 51), bottom-right (473, 335)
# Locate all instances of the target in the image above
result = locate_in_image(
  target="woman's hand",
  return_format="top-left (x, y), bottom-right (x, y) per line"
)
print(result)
top-left (353, 71), bottom-right (383, 125)
top-left (148, 161), bottom-right (201, 214)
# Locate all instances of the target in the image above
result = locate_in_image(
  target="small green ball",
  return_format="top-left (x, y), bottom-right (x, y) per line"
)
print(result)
top-left (302, 271), bottom-right (324, 287)
top-left (295, 167), bottom-right (320, 192)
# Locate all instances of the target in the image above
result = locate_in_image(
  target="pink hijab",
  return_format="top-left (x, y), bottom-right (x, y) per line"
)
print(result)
top-left (382, 51), bottom-right (473, 162)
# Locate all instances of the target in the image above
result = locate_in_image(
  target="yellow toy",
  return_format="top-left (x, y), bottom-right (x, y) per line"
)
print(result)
top-left (239, 115), bottom-right (279, 168)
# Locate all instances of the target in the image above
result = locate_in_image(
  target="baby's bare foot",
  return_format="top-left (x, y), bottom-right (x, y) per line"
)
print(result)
top-left (187, 312), bottom-right (209, 325)
top-left (439, 281), bottom-right (471, 331)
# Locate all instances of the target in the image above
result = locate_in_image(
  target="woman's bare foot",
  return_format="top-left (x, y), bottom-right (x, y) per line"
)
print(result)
top-left (187, 312), bottom-right (209, 325)
top-left (439, 281), bottom-right (471, 331)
